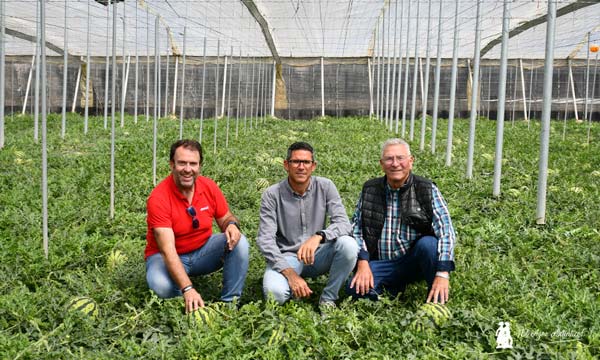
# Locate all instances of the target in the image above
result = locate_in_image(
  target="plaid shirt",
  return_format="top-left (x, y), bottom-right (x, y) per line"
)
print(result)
top-left (352, 182), bottom-right (455, 268)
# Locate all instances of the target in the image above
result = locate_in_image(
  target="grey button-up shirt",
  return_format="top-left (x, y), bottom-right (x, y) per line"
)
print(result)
top-left (257, 176), bottom-right (352, 272)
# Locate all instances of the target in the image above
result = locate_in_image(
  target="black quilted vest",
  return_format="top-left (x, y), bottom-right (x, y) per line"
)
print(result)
top-left (360, 174), bottom-right (435, 260)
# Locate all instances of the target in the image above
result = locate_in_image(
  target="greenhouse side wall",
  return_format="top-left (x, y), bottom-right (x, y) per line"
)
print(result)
top-left (3, 56), bottom-right (599, 121)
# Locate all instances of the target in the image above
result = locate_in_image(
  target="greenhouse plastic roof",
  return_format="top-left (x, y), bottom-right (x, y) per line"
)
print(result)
top-left (3, 0), bottom-right (600, 60)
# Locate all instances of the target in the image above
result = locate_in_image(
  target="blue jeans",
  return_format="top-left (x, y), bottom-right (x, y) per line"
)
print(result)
top-left (348, 236), bottom-right (438, 300)
top-left (146, 233), bottom-right (249, 302)
top-left (262, 235), bottom-right (358, 304)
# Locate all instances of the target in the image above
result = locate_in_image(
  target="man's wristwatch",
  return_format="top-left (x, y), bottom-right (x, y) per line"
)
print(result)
top-left (227, 221), bottom-right (240, 230)
top-left (315, 231), bottom-right (327, 243)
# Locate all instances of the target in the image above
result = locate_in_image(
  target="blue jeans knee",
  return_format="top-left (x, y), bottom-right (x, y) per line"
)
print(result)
top-left (146, 253), bottom-right (179, 298)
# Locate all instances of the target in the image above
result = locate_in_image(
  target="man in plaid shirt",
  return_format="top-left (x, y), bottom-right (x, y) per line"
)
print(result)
top-left (349, 138), bottom-right (456, 304)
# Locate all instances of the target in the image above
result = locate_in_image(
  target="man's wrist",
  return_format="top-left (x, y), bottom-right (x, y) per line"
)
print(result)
top-left (281, 268), bottom-right (297, 281)
top-left (181, 284), bottom-right (194, 293)
top-left (227, 221), bottom-right (240, 230)
top-left (357, 259), bottom-right (370, 269)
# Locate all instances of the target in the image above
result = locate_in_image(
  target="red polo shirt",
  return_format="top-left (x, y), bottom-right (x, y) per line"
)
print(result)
top-left (144, 174), bottom-right (229, 259)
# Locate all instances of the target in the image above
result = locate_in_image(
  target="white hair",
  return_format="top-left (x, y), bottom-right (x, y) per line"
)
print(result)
top-left (380, 138), bottom-right (411, 159)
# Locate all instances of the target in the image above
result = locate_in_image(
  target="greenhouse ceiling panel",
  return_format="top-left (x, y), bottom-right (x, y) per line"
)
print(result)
top-left (2, 0), bottom-right (600, 59)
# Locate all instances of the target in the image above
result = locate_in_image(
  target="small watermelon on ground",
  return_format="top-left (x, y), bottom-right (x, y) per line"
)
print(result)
top-left (256, 178), bottom-right (270, 192)
top-left (107, 249), bottom-right (128, 271)
top-left (410, 303), bottom-right (452, 331)
top-left (189, 307), bottom-right (214, 327)
top-left (67, 296), bottom-right (99, 318)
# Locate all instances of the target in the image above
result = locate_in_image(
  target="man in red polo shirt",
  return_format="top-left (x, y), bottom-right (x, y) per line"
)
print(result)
top-left (145, 139), bottom-right (249, 313)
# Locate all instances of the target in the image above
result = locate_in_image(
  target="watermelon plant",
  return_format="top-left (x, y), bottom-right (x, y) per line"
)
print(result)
top-left (0, 113), bottom-right (598, 358)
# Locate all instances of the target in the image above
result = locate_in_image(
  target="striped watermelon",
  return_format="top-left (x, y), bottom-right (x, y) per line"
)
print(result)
top-left (67, 296), bottom-right (99, 318)
top-left (189, 307), bottom-right (214, 328)
top-left (410, 303), bottom-right (452, 331)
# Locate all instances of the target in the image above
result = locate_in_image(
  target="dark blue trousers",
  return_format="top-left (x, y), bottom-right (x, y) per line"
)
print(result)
top-left (348, 236), bottom-right (438, 300)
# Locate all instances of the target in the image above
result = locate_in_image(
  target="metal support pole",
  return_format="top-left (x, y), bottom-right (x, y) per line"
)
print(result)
top-left (255, 60), bottom-right (261, 122)
top-left (104, 4), bottom-right (110, 128)
top-left (121, 9), bottom-right (126, 127)
top-left (61, 0), bottom-right (68, 138)
top-left (519, 58), bottom-right (528, 122)
top-left (226, 47), bottom-right (233, 147)
top-left (511, 64), bottom-right (518, 125)
top-left (110, 3), bottom-right (118, 218)
top-left (172, 57), bottom-right (178, 115)
top-left (249, 58), bottom-right (255, 129)
top-left (588, 52), bottom-right (598, 143)
top-left (287, 56), bottom-right (291, 120)
top-left (22, 55), bottom-right (35, 114)
top-left (215, 39), bottom-right (221, 121)
top-left (134, 2), bottom-right (138, 123)
top-left (71, 65), bottom-right (81, 113)
top-left (122, 56), bottom-right (130, 121)
top-left (401, 0), bottom-right (412, 136)
top-left (271, 60), bottom-right (276, 117)
top-left (262, 59), bottom-right (267, 122)
top-left (380, 10), bottom-right (386, 123)
top-left (445, 0), bottom-right (460, 167)
top-left (585, 32), bottom-right (590, 121)
top-left (179, 26), bottom-right (187, 139)
top-left (84, 0), bottom-right (91, 134)
top-left (492, 0), bottom-right (510, 197)
top-left (221, 53), bottom-right (228, 119)
top-left (379, 17), bottom-right (385, 122)
top-left (487, 64), bottom-right (492, 119)
top-left (409, 0), bottom-right (421, 141)
top-left (395, 0), bottom-right (405, 133)
top-left (389, 0), bottom-right (399, 132)
top-left (419, 0), bottom-right (433, 150)
top-left (431, 0), bottom-right (444, 154)
top-left (152, 16), bottom-right (158, 186)
top-left (164, 37), bottom-right (169, 118)
top-left (199, 37), bottom-right (206, 142)
top-left (244, 54), bottom-right (250, 129)
top-left (467, 0), bottom-right (483, 180)
top-left (565, 59), bottom-right (573, 130)
top-left (34, 0), bottom-right (40, 141)
top-left (214, 39), bottom-right (220, 153)
top-left (562, 66), bottom-right (569, 140)
top-left (40, 0), bottom-right (48, 257)
top-left (528, 59), bottom-right (534, 121)
top-left (368, 58), bottom-right (373, 119)
top-left (236, 49), bottom-right (242, 136)
top-left (0, 0), bottom-right (4, 148)
top-left (374, 18), bottom-right (379, 121)
top-left (145, 7), bottom-right (150, 122)
top-left (385, 4), bottom-right (392, 125)
top-left (321, 57), bottom-right (325, 117)
top-left (260, 60), bottom-right (265, 121)
top-left (568, 61), bottom-right (579, 121)
top-left (262, 59), bottom-right (268, 121)
top-left (536, 0), bottom-right (557, 225)
top-left (157, 29), bottom-right (161, 120)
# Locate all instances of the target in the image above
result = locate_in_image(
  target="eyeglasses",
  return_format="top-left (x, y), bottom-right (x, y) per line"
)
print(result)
top-left (382, 155), bottom-right (412, 165)
top-left (186, 206), bottom-right (199, 229)
top-left (288, 159), bottom-right (314, 167)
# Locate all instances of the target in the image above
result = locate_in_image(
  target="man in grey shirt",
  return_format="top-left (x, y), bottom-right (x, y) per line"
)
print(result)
top-left (257, 142), bottom-right (358, 308)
